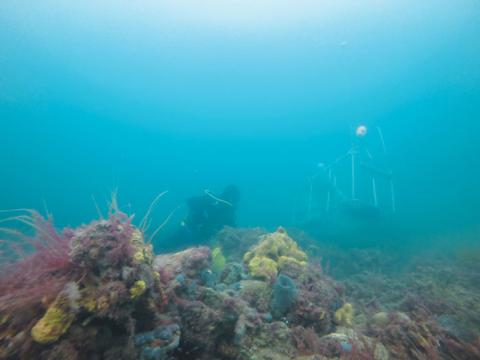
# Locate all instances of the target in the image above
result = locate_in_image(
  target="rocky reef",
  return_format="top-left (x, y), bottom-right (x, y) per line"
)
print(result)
top-left (0, 210), bottom-right (164, 359)
top-left (1, 211), bottom-right (479, 359)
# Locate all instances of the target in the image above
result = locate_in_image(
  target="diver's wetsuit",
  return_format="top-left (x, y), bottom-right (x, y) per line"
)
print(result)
top-left (168, 186), bottom-right (239, 246)
top-left (184, 193), bottom-right (236, 242)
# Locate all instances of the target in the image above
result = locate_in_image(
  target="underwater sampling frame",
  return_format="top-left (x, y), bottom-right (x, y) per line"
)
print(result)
top-left (304, 124), bottom-right (396, 225)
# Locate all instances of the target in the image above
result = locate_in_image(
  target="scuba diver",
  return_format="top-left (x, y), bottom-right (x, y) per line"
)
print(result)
top-left (169, 185), bottom-right (240, 246)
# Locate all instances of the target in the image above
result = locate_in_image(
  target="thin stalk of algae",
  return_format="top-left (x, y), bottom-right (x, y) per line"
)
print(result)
top-left (148, 205), bottom-right (181, 244)
top-left (0, 212), bottom-right (58, 244)
top-left (140, 190), bottom-right (169, 232)
top-left (91, 194), bottom-right (104, 220)
top-left (0, 210), bottom-right (68, 262)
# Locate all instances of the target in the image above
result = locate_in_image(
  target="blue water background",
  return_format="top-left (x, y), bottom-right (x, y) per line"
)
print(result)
top-left (1, 1), bottom-right (479, 251)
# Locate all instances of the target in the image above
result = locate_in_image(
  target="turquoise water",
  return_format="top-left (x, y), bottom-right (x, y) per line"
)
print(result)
top-left (2, 3), bottom-right (480, 359)
top-left (1, 1), bottom-right (479, 250)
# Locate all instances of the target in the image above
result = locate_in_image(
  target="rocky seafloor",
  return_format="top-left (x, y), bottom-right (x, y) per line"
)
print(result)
top-left (0, 211), bottom-right (479, 359)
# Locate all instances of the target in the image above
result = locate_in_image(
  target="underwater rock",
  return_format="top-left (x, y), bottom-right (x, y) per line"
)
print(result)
top-left (436, 314), bottom-right (476, 341)
top-left (277, 256), bottom-right (308, 279)
top-left (135, 324), bottom-right (180, 360)
top-left (8, 209), bottom-right (457, 360)
top-left (234, 314), bottom-right (247, 345)
top-left (374, 343), bottom-right (390, 360)
top-left (154, 246), bottom-right (211, 281)
top-left (317, 327), bottom-right (382, 359)
top-left (233, 321), bottom-right (297, 360)
top-left (270, 274), bottom-right (297, 319)
top-left (43, 339), bottom-right (81, 360)
top-left (243, 227), bottom-right (307, 281)
top-left (0, 211), bottom-right (165, 359)
top-left (367, 313), bottom-right (445, 359)
top-left (239, 280), bottom-right (272, 313)
top-left (176, 298), bottom-right (224, 355)
top-left (220, 262), bottom-right (246, 285)
top-left (317, 330), bottom-right (352, 357)
top-left (287, 263), bottom-right (342, 335)
top-left (369, 311), bottom-right (411, 329)
top-left (370, 311), bottom-right (390, 328)
top-left (69, 215), bottom-right (160, 321)
top-left (211, 226), bottom-right (266, 261)
top-left (200, 269), bottom-right (216, 288)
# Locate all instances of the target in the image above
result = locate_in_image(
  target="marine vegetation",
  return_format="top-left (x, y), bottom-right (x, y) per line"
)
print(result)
top-left (334, 303), bottom-right (354, 328)
top-left (0, 210), bottom-right (75, 315)
top-left (211, 246), bottom-right (227, 275)
top-left (1, 209), bottom-right (479, 359)
top-left (0, 209), bottom-right (164, 359)
top-left (243, 227), bottom-right (308, 281)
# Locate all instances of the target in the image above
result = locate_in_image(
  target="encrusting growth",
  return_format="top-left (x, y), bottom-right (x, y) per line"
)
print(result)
top-left (243, 226), bottom-right (307, 281)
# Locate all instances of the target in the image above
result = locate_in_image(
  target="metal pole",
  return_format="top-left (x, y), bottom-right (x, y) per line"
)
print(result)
top-left (307, 177), bottom-right (313, 221)
top-left (372, 177), bottom-right (378, 207)
top-left (376, 126), bottom-right (387, 154)
top-left (390, 180), bottom-right (396, 213)
top-left (351, 149), bottom-right (356, 199)
top-left (326, 169), bottom-right (332, 212)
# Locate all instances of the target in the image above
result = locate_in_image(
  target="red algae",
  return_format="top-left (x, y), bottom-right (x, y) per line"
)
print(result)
top-left (0, 211), bottom-right (74, 313)
top-left (0, 210), bottom-right (163, 359)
